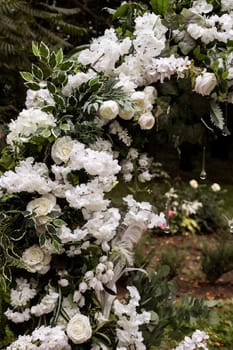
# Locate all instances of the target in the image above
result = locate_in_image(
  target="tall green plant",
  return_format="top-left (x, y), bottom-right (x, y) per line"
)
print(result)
top-left (0, 0), bottom-right (87, 125)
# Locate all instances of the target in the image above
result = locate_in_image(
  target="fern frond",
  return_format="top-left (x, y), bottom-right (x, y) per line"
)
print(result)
top-left (41, 3), bottom-right (81, 16)
top-left (0, 42), bottom-right (17, 56)
top-left (210, 101), bottom-right (224, 130)
top-left (50, 20), bottom-right (87, 36)
top-left (35, 24), bottom-right (72, 48)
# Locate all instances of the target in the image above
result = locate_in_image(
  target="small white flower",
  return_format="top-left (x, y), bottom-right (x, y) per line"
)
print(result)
top-left (66, 313), bottom-right (92, 344)
top-left (211, 183), bottom-right (221, 192)
top-left (189, 179), bottom-right (199, 189)
top-left (99, 100), bottom-right (119, 120)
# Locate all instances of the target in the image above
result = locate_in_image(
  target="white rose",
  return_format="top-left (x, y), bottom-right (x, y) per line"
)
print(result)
top-left (189, 179), bottom-right (199, 189)
top-left (211, 183), bottom-right (221, 192)
top-left (51, 136), bottom-right (74, 164)
top-left (66, 314), bottom-right (92, 344)
top-left (194, 72), bottom-right (217, 96)
top-left (27, 193), bottom-right (59, 225)
top-left (99, 100), bottom-right (119, 120)
top-left (22, 245), bottom-right (51, 274)
top-left (138, 111), bottom-right (155, 130)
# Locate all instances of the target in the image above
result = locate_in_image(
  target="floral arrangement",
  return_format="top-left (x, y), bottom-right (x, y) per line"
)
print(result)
top-left (155, 179), bottom-right (225, 235)
top-left (2, 0), bottom-right (232, 348)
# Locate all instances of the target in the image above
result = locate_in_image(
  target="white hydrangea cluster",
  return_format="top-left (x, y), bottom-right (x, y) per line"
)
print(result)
top-left (9, 278), bottom-right (37, 307)
top-left (6, 325), bottom-right (71, 350)
top-left (78, 28), bottom-right (131, 74)
top-left (173, 329), bottom-right (209, 350)
top-left (114, 286), bottom-right (151, 350)
top-left (7, 108), bottom-right (56, 145)
top-left (26, 86), bottom-right (55, 109)
top-left (0, 157), bottom-right (53, 194)
top-left (221, 0), bottom-right (233, 11)
top-left (123, 194), bottom-right (166, 229)
top-left (187, 11), bottom-right (233, 45)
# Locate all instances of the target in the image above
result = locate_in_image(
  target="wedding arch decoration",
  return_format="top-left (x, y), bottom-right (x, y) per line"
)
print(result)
top-left (1, 0), bottom-right (232, 348)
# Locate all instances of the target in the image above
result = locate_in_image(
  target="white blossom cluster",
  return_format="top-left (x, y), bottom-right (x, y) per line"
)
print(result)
top-left (146, 55), bottom-right (191, 83)
top-left (120, 147), bottom-right (155, 183)
top-left (5, 284), bottom-right (59, 323)
top-left (114, 286), bottom-right (151, 350)
top-left (7, 108), bottom-right (56, 145)
top-left (173, 329), bottom-right (209, 350)
top-left (6, 326), bottom-right (71, 350)
top-left (123, 194), bottom-right (166, 229)
top-left (187, 0), bottom-right (233, 45)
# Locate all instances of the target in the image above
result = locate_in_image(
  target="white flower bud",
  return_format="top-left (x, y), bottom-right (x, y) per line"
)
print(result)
top-left (138, 111), bottom-right (155, 130)
top-left (194, 72), bottom-right (217, 96)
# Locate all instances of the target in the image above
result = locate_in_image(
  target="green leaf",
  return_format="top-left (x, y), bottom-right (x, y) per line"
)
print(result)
top-left (49, 52), bottom-right (57, 69)
top-left (52, 127), bottom-right (61, 138)
top-left (53, 219), bottom-right (66, 227)
top-left (54, 94), bottom-right (65, 108)
top-left (57, 71), bottom-right (68, 85)
top-left (60, 123), bottom-right (71, 131)
top-left (39, 234), bottom-right (46, 247)
top-left (39, 42), bottom-right (50, 59)
top-left (25, 82), bottom-right (41, 91)
top-left (47, 82), bottom-right (56, 94)
top-left (60, 61), bottom-right (74, 71)
top-left (41, 129), bottom-right (51, 138)
top-left (46, 224), bottom-right (57, 235)
top-left (56, 48), bottom-right (64, 65)
top-left (20, 71), bottom-right (34, 82)
top-left (32, 64), bottom-right (43, 80)
top-left (150, 0), bottom-right (169, 16)
top-left (41, 105), bottom-right (55, 113)
top-left (32, 42), bottom-right (40, 57)
top-left (112, 3), bottom-right (130, 20)
top-left (88, 77), bottom-right (100, 87)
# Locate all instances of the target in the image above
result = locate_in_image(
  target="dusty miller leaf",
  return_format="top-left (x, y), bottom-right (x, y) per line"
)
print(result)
top-left (210, 101), bottom-right (224, 130)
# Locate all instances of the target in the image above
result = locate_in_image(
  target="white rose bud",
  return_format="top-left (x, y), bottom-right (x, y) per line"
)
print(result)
top-left (189, 179), bottom-right (199, 189)
top-left (22, 245), bottom-right (51, 274)
top-left (131, 91), bottom-right (146, 111)
top-left (194, 72), bottom-right (217, 96)
top-left (118, 108), bottom-right (134, 120)
top-left (66, 314), bottom-right (92, 344)
top-left (99, 100), bottom-right (119, 120)
top-left (211, 183), bottom-right (221, 192)
top-left (51, 136), bottom-right (74, 164)
top-left (138, 111), bottom-right (155, 130)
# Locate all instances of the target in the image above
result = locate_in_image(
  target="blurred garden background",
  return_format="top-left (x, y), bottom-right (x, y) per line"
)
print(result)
top-left (1, 1), bottom-right (233, 349)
